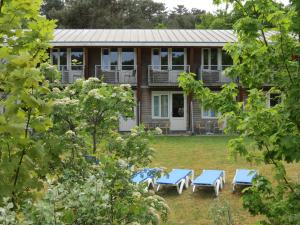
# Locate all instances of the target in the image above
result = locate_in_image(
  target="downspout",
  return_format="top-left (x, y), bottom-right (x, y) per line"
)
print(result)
top-left (191, 100), bottom-right (194, 135)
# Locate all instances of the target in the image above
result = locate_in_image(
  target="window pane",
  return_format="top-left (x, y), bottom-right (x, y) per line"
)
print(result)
top-left (222, 50), bottom-right (233, 69)
top-left (59, 48), bottom-right (67, 67)
top-left (153, 96), bottom-right (159, 117)
top-left (270, 93), bottom-right (281, 107)
top-left (172, 48), bottom-right (184, 67)
top-left (203, 49), bottom-right (209, 69)
top-left (203, 109), bottom-right (209, 117)
top-left (51, 49), bottom-right (59, 65)
top-left (211, 48), bottom-right (218, 70)
top-left (152, 48), bottom-right (160, 69)
top-left (102, 48), bottom-right (110, 70)
top-left (110, 48), bottom-right (118, 69)
top-left (122, 48), bottom-right (134, 70)
top-left (161, 48), bottom-right (168, 66)
top-left (172, 94), bottom-right (184, 117)
top-left (161, 95), bottom-right (168, 117)
top-left (71, 48), bottom-right (83, 70)
top-left (210, 110), bottom-right (216, 117)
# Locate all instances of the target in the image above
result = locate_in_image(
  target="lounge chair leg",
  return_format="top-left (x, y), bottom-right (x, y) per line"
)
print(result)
top-left (178, 179), bottom-right (185, 194)
top-left (215, 180), bottom-right (220, 196)
top-left (219, 177), bottom-right (223, 190)
top-left (232, 184), bottom-right (235, 193)
top-left (156, 184), bottom-right (160, 192)
top-left (192, 185), bottom-right (196, 193)
top-left (185, 176), bottom-right (189, 188)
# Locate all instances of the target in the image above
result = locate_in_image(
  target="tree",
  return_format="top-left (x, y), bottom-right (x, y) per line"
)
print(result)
top-left (179, 0), bottom-right (300, 224)
top-left (0, 0), bottom-right (56, 207)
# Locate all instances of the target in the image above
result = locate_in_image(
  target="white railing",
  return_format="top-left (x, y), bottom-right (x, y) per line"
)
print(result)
top-left (57, 65), bottom-right (84, 84)
top-left (95, 65), bottom-right (137, 85)
top-left (148, 65), bottom-right (190, 86)
top-left (199, 65), bottom-right (235, 83)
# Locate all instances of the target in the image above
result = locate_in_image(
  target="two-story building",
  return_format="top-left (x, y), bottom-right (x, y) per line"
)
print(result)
top-left (50, 29), bottom-right (240, 134)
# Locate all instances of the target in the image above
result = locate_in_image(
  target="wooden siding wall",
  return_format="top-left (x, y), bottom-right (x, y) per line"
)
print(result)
top-left (88, 48), bottom-right (101, 78)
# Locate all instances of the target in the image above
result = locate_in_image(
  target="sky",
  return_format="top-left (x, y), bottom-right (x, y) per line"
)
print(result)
top-left (153, 0), bottom-right (290, 12)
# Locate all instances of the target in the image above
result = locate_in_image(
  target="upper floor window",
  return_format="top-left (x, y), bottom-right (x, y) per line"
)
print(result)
top-left (102, 48), bottom-right (118, 70)
top-left (101, 48), bottom-right (136, 70)
top-left (202, 48), bottom-right (232, 70)
top-left (71, 48), bottom-right (83, 70)
top-left (122, 48), bottom-right (135, 70)
top-left (151, 48), bottom-right (186, 70)
top-left (51, 48), bottom-right (67, 70)
top-left (268, 93), bottom-right (281, 108)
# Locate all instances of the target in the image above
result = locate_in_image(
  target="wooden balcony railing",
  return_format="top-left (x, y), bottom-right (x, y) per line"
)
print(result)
top-left (148, 65), bottom-right (190, 86)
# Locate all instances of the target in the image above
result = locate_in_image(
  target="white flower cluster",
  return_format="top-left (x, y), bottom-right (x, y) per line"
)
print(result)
top-left (54, 97), bottom-right (79, 106)
top-left (88, 89), bottom-right (104, 100)
top-left (65, 130), bottom-right (76, 137)
top-left (52, 87), bottom-right (60, 93)
top-left (120, 84), bottom-right (131, 89)
top-left (155, 127), bottom-right (163, 135)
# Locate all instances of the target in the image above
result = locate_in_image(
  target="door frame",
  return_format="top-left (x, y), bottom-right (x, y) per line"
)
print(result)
top-left (170, 91), bottom-right (187, 131)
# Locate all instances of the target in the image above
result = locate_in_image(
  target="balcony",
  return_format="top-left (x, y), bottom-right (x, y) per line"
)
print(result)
top-left (199, 65), bottom-right (236, 85)
top-left (60, 65), bottom-right (85, 84)
top-left (95, 65), bottom-right (137, 86)
top-left (148, 65), bottom-right (190, 86)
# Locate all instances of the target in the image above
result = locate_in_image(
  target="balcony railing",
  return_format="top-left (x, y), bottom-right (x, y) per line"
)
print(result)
top-left (148, 65), bottom-right (190, 86)
top-left (59, 65), bottom-right (85, 84)
top-left (95, 65), bottom-right (137, 85)
top-left (199, 65), bottom-right (236, 84)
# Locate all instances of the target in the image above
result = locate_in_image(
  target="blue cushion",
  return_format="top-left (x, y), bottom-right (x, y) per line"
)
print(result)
top-left (193, 170), bottom-right (223, 186)
top-left (234, 169), bottom-right (257, 184)
top-left (156, 169), bottom-right (192, 185)
top-left (131, 168), bottom-right (159, 184)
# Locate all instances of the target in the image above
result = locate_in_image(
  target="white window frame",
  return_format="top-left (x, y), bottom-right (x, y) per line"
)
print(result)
top-left (151, 48), bottom-right (187, 69)
top-left (101, 48), bottom-right (136, 71)
top-left (201, 48), bottom-right (222, 70)
top-left (201, 106), bottom-right (219, 119)
top-left (50, 48), bottom-right (84, 71)
top-left (152, 91), bottom-right (170, 119)
top-left (266, 92), bottom-right (282, 108)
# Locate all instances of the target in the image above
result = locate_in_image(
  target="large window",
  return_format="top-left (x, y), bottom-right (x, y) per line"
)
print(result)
top-left (152, 48), bottom-right (186, 70)
top-left (222, 50), bottom-right (233, 70)
top-left (51, 48), bottom-right (67, 70)
top-left (202, 48), bottom-right (233, 70)
top-left (152, 93), bottom-right (169, 118)
top-left (203, 48), bottom-right (218, 70)
top-left (102, 48), bottom-right (118, 70)
top-left (152, 48), bottom-right (168, 70)
top-left (102, 48), bottom-right (136, 70)
top-left (71, 48), bottom-right (83, 70)
top-left (268, 93), bottom-right (281, 107)
top-left (202, 107), bottom-right (218, 119)
top-left (122, 48), bottom-right (135, 70)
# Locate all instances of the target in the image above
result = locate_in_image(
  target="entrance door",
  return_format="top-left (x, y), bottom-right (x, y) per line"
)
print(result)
top-left (119, 92), bottom-right (137, 131)
top-left (170, 92), bottom-right (186, 131)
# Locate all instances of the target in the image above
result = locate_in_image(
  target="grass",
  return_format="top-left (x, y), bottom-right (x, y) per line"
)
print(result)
top-left (149, 136), bottom-right (300, 225)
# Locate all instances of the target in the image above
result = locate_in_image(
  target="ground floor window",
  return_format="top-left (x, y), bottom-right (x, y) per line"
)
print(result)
top-left (202, 107), bottom-right (218, 119)
top-left (269, 93), bottom-right (281, 107)
top-left (152, 93), bottom-right (169, 118)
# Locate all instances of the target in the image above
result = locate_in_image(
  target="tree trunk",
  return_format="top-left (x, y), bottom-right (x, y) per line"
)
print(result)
top-left (93, 126), bottom-right (97, 153)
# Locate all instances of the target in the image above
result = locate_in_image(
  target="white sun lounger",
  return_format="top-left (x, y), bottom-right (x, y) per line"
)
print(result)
top-left (192, 170), bottom-right (225, 196)
top-left (131, 168), bottom-right (161, 190)
top-left (232, 169), bottom-right (257, 192)
top-left (156, 169), bottom-right (194, 194)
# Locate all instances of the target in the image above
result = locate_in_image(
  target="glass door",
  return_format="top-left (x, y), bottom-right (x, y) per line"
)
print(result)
top-left (170, 92), bottom-right (186, 131)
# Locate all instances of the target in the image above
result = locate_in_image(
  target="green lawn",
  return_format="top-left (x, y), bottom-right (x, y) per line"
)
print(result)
top-left (149, 136), bottom-right (300, 225)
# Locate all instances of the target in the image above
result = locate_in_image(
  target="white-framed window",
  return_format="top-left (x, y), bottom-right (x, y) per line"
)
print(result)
top-left (152, 92), bottom-right (169, 119)
top-left (50, 48), bottom-right (83, 70)
top-left (266, 93), bottom-right (281, 108)
top-left (201, 107), bottom-right (218, 119)
top-left (101, 48), bottom-right (136, 71)
top-left (151, 48), bottom-right (187, 70)
top-left (202, 48), bottom-right (232, 70)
